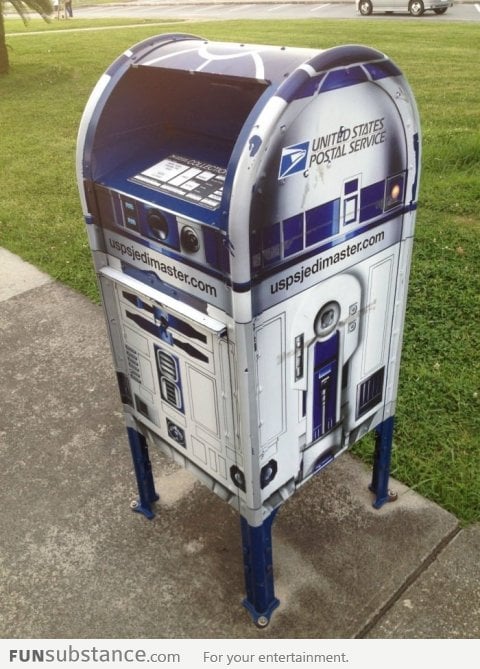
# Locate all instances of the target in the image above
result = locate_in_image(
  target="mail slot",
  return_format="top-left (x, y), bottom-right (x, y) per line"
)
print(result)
top-left (77, 33), bottom-right (421, 626)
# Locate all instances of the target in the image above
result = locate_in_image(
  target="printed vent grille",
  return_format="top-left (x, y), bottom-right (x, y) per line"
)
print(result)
top-left (161, 378), bottom-right (181, 408)
top-left (157, 350), bottom-right (177, 380)
top-left (125, 344), bottom-right (142, 384)
top-left (156, 348), bottom-right (183, 412)
top-left (356, 367), bottom-right (385, 418)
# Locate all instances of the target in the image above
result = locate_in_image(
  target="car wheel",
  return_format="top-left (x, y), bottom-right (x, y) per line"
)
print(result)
top-left (358, 0), bottom-right (373, 15)
top-left (433, 7), bottom-right (448, 13)
top-left (409, 0), bottom-right (424, 15)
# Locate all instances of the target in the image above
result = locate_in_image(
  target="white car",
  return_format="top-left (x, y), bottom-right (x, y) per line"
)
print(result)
top-left (356, 0), bottom-right (453, 16)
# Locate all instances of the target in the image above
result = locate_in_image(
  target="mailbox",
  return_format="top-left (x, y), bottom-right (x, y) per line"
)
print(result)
top-left (77, 33), bottom-right (421, 626)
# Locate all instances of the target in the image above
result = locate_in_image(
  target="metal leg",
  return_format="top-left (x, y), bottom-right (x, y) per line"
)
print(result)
top-left (240, 509), bottom-right (280, 627)
top-left (127, 427), bottom-right (159, 519)
top-left (370, 416), bottom-right (398, 509)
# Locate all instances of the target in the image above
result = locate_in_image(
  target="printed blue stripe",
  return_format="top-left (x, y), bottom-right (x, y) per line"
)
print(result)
top-left (363, 60), bottom-right (402, 81)
top-left (308, 45), bottom-right (385, 73)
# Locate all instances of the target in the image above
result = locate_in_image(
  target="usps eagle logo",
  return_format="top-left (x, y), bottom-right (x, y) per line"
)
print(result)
top-left (278, 141), bottom-right (309, 179)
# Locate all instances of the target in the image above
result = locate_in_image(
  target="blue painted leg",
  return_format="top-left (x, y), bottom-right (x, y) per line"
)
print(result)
top-left (370, 416), bottom-right (398, 509)
top-left (240, 510), bottom-right (280, 627)
top-left (127, 427), bottom-right (159, 519)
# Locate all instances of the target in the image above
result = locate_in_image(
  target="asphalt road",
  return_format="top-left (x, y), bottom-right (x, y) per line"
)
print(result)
top-left (74, 2), bottom-right (480, 23)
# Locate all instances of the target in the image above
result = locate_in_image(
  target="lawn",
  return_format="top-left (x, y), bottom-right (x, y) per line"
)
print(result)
top-left (1, 17), bottom-right (479, 523)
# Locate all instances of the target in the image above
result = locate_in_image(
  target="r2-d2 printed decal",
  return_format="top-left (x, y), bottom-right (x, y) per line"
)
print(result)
top-left (77, 34), bottom-right (421, 626)
top-left (297, 274), bottom-right (362, 477)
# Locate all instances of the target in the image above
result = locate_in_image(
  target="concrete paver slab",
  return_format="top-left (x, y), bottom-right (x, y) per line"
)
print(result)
top-left (367, 524), bottom-right (480, 639)
top-left (0, 248), bottom-right (52, 301)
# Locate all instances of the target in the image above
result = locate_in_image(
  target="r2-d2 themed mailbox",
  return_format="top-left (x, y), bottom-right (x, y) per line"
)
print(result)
top-left (77, 33), bottom-right (421, 626)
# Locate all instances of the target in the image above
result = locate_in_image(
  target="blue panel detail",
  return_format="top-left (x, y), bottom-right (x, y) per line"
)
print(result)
top-left (312, 333), bottom-right (339, 441)
top-left (291, 72), bottom-right (326, 101)
top-left (126, 310), bottom-right (172, 343)
top-left (320, 66), bottom-right (368, 93)
top-left (364, 60), bottom-right (402, 81)
top-left (344, 178), bottom-right (359, 195)
top-left (121, 197), bottom-right (140, 233)
top-left (276, 68), bottom-right (312, 103)
top-left (305, 200), bottom-right (340, 246)
top-left (308, 45), bottom-right (384, 74)
top-left (203, 226), bottom-right (230, 273)
top-left (360, 180), bottom-right (385, 223)
top-left (283, 214), bottom-right (304, 257)
top-left (262, 222), bottom-right (281, 266)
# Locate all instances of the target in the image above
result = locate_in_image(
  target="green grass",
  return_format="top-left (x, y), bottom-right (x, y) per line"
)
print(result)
top-left (1, 18), bottom-right (479, 523)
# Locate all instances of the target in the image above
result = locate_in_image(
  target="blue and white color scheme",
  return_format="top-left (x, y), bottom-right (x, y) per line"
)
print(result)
top-left (77, 34), bottom-right (421, 626)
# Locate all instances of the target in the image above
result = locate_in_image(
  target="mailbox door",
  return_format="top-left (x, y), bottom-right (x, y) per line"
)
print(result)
top-left (98, 268), bottom-right (247, 501)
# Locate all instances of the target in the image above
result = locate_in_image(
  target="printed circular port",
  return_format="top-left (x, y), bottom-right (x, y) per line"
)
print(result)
top-left (314, 301), bottom-right (341, 338)
top-left (260, 459), bottom-right (278, 489)
top-left (147, 211), bottom-right (169, 240)
top-left (230, 465), bottom-right (246, 492)
top-left (180, 226), bottom-right (200, 253)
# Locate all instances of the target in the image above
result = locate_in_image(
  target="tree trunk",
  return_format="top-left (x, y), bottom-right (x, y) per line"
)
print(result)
top-left (0, 9), bottom-right (9, 74)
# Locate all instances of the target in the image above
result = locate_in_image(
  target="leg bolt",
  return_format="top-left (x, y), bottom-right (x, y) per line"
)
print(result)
top-left (256, 615), bottom-right (270, 628)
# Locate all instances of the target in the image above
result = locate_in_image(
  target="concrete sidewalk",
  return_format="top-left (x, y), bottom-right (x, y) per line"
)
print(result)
top-left (0, 247), bottom-right (478, 639)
